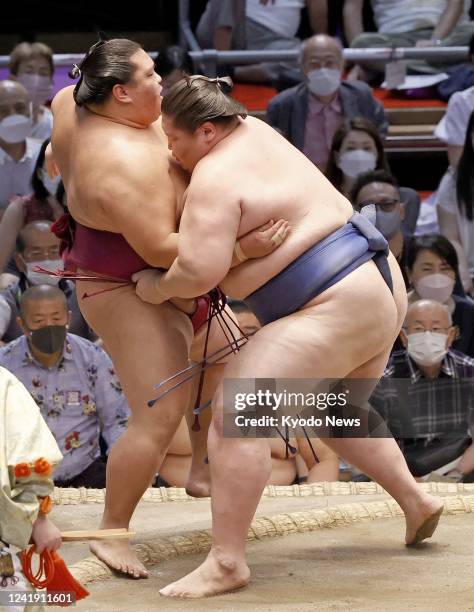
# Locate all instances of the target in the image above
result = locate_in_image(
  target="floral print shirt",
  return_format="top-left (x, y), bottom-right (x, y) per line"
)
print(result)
top-left (0, 334), bottom-right (129, 481)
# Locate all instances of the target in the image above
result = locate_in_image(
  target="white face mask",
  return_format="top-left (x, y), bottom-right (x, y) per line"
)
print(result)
top-left (337, 149), bottom-right (377, 179)
top-left (39, 169), bottom-right (61, 196)
top-left (406, 331), bottom-right (448, 367)
top-left (307, 68), bottom-right (341, 97)
top-left (26, 259), bottom-right (64, 286)
top-left (414, 273), bottom-right (455, 304)
top-left (17, 74), bottom-right (53, 106)
top-left (0, 111), bottom-right (33, 144)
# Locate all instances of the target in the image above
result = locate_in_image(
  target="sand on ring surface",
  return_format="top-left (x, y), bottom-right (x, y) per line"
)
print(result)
top-left (48, 483), bottom-right (474, 612)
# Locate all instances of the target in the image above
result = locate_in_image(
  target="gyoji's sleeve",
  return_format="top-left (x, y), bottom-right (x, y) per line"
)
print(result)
top-left (0, 367), bottom-right (62, 549)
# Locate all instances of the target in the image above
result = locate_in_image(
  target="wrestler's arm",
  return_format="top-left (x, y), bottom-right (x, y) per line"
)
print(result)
top-left (99, 151), bottom-right (180, 269)
top-left (156, 175), bottom-right (241, 299)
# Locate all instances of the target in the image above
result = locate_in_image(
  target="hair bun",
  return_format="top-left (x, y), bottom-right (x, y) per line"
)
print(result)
top-left (69, 64), bottom-right (82, 79)
top-left (215, 76), bottom-right (233, 94)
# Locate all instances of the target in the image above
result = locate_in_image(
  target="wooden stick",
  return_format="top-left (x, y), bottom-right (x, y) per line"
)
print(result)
top-left (61, 529), bottom-right (135, 541)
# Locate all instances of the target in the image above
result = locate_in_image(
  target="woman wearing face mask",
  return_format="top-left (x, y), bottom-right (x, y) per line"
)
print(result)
top-left (8, 42), bottom-right (54, 140)
top-left (436, 110), bottom-right (474, 297)
top-left (0, 138), bottom-right (63, 281)
top-left (325, 117), bottom-right (390, 197)
top-left (405, 234), bottom-right (474, 358)
top-left (326, 117), bottom-right (421, 234)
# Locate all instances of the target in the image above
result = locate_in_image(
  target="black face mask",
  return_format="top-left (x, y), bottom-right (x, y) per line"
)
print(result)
top-left (28, 325), bottom-right (67, 354)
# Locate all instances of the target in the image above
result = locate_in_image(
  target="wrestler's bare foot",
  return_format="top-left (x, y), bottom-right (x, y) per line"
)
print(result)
top-left (90, 539), bottom-right (148, 579)
top-left (404, 495), bottom-right (444, 546)
top-left (185, 461), bottom-right (211, 498)
top-left (185, 478), bottom-right (211, 498)
top-left (159, 549), bottom-right (250, 598)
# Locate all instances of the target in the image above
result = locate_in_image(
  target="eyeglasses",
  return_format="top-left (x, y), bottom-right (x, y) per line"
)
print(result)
top-left (359, 199), bottom-right (401, 213)
top-left (23, 247), bottom-right (60, 261)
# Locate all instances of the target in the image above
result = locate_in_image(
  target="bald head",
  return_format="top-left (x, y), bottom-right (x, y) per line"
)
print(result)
top-left (301, 34), bottom-right (343, 68)
top-left (0, 79), bottom-right (31, 108)
top-left (0, 79), bottom-right (32, 141)
top-left (405, 299), bottom-right (452, 331)
top-left (16, 220), bottom-right (60, 264)
top-left (19, 285), bottom-right (67, 322)
top-left (18, 220), bottom-right (55, 250)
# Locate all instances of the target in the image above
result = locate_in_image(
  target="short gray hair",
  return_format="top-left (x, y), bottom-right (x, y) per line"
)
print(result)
top-left (405, 299), bottom-right (453, 327)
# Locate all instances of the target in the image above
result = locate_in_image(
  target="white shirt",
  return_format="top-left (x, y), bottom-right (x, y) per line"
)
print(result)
top-left (31, 107), bottom-right (53, 140)
top-left (0, 138), bottom-right (42, 209)
top-left (436, 167), bottom-right (474, 275)
top-left (372, 0), bottom-right (471, 34)
top-left (435, 85), bottom-right (474, 146)
top-left (246, 0), bottom-right (305, 38)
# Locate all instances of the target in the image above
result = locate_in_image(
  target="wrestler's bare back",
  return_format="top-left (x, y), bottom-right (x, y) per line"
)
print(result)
top-left (51, 86), bottom-right (185, 268)
top-left (188, 116), bottom-right (354, 298)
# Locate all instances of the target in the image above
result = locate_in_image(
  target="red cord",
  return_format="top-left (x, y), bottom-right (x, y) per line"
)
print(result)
top-left (21, 546), bottom-right (55, 588)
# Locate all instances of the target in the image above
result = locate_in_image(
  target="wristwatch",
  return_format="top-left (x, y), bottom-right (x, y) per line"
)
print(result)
top-left (430, 38), bottom-right (443, 46)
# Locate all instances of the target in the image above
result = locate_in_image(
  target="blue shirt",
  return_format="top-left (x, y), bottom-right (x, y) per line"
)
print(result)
top-left (0, 333), bottom-right (130, 481)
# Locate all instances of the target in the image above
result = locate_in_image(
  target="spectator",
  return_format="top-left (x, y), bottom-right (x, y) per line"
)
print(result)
top-left (267, 37), bottom-right (388, 171)
top-left (325, 117), bottom-right (420, 232)
top-left (435, 85), bottom-right (474, 168)
top-left (406, 234), bottom-right (474, 358)
top-left (436, 110), bottom-right (474, 296)
top-left (0, 221), bottom-right (94, 342)
top-left (0, 138), bottom-right (63, 273)
top-left (8, 42), bottom-right (54, 140)
top-left (351, 170), bottom-right (407, 262)
top-left (370, 300), bottom-right (474, 482)
top-left (0, 80), bottom-right (42, 214)
top-left (155, 46), bottom-right (193, 97)
top-left (197, 0), bottom-right (328, 86)
top-left (196, 0), bottom-right (246, 51)
top-left (0, 285), bottom-right (129, 487)
top-left (345, 0), bottom-right (474, 78)
top-left (437, 33), bottom-right (474, 99)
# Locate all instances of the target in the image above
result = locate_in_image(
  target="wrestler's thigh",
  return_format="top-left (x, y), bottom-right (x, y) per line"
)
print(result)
top-left (76, 280), bottom-right (194, 429)
top-left (209, 311), bottom-right (363, 435)
top-left (211, 264), bottom-right (404, 428)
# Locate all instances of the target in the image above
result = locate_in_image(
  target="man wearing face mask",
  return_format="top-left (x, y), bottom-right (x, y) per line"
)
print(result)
top-left (0, 221), bottom-right (93, 343)
top-left (352, 170), bottom-right (408, 266)
top-left (371, 300), bottom-right (474, 483)
top-left (0, 80), bottom-right (42, 213)
top-left (8, 42), bottom-right (55, 140)
top-left (0, 285), bottom-right (130, 487)
top-left (266, 34), bottom-right (388, 171)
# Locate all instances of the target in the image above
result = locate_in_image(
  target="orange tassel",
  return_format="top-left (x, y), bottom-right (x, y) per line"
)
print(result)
top-left (48, 552), bottom-right (89, 603)
top-left (21, 546), bottom-right (89, 605)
